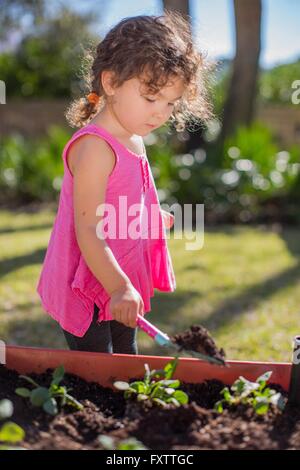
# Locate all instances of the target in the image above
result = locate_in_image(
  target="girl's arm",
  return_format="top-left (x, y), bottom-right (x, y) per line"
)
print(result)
top-left (70, 135), bottom-right (132, 296)
top-left (161, 209), bottom-right (174, 229)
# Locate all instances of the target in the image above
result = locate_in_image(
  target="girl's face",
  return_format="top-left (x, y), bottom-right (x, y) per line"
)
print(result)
top-left (107, 73), bottom-right (186, 136)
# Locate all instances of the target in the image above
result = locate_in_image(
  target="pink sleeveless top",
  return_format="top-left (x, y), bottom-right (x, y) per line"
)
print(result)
top-left (36, 123), bottom-right (176, 337)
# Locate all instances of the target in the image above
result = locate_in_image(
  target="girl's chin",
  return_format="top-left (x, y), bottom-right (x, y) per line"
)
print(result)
top-left (140, 128), bottom-right (155, 136)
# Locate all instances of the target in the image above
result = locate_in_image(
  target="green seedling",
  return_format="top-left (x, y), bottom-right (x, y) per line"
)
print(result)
top-left (0, 399), bottom-right (25, 450)
top-left (98, 435), bottom-right (148, 450)
top-left (113, 357), bottom-right (189, 408)
top-left (214, 371), bottom-right (286, 415)
top-left (15, 365), bottom-right (83, 416)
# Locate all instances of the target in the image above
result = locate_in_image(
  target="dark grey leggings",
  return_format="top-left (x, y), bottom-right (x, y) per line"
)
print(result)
top-left (61, 303), bottom-right (138, 354)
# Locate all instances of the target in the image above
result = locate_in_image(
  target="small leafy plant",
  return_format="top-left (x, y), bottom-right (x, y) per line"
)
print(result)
top-left (214, 371), bottom-right (286, 415)
top-left (113, 357), bottom-right (189, 408)
top-left (98, 435), bottom-right (148, 450)
top-left (0, 399), bottom-right (25, 450)
top-left (15, 365), bottom-right (83, 416)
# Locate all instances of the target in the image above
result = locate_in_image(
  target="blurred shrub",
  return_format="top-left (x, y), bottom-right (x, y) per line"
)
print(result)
top-left (210, 58), bottom-right (300, 111)
top-left (259, 60), bottom-right (300, 105)
top-left (146, 121), bottom-right (300, 224)
top-left (219, 122), bottom-right (300, 222)
top-left (0, 125), bottom-right (71, 205)
top-left (0, 6), bottom-right (97, 99)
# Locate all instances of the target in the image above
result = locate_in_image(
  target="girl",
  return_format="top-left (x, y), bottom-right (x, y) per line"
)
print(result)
top-left (36, 10), bottom-right (212, 354)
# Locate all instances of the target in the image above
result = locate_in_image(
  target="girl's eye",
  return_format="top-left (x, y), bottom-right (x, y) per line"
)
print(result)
top-left (144, 97), bottom-right (175, 106)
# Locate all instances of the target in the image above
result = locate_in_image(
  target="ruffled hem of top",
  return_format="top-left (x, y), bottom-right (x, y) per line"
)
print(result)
top-left (70, 237), bottom-right (176, 323)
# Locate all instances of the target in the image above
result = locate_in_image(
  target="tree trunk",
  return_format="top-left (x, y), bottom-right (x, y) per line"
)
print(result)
top-left (163, 0), bottom-right (190, 20)
top-left (221, 0), bottom-right (262, 141)
top-left (163, 0), bottom-right (202, 152)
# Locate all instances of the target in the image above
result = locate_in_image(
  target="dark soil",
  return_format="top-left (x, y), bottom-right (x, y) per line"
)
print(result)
top-left (1, 365), bottom-right (300, 450)
top-left (170, 324), bottom-right (226, 364)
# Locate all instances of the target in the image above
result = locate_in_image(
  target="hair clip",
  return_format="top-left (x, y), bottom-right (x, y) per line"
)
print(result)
top-left (86, 92), bottom-right (100, 105)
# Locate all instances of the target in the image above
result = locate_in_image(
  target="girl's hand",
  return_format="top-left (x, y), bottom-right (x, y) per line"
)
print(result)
top-left (161, 209), bottom-right (174, 229)
top-left (109, 283), bottom-right (145, 328)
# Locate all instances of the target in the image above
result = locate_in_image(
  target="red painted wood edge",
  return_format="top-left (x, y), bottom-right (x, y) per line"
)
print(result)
top-left (5, 345), bottom-right (292, 391)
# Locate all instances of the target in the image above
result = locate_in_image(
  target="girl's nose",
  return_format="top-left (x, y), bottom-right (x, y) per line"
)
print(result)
top-left (153, 108), bottom-right (168, 122)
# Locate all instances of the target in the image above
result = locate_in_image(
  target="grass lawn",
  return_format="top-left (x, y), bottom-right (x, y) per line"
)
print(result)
top-left (0, 206), bottom-right (300, 362)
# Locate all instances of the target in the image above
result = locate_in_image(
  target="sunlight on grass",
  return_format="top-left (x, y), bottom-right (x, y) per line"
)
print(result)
top-left (1, 208), bottom-right (300, 362)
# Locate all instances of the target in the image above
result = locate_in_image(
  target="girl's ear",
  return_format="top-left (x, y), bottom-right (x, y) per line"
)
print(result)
top-left (101, 70), bottom-right (116, 96)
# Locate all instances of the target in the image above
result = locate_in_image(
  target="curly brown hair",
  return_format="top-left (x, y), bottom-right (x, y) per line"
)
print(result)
top-left (65, 10), bottom-right (214, 132)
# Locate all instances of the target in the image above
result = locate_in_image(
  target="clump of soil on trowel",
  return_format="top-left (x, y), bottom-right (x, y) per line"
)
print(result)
top-left (170, 325), bottom-right (226, 364)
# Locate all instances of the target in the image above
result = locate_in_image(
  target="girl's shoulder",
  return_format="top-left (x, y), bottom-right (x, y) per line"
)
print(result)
top-left (65, 128), bottom-right (116, 178)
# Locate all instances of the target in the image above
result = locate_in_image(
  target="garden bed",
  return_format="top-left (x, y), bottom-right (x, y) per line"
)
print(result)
top-left (1, 346), bottom-right (299, 450)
